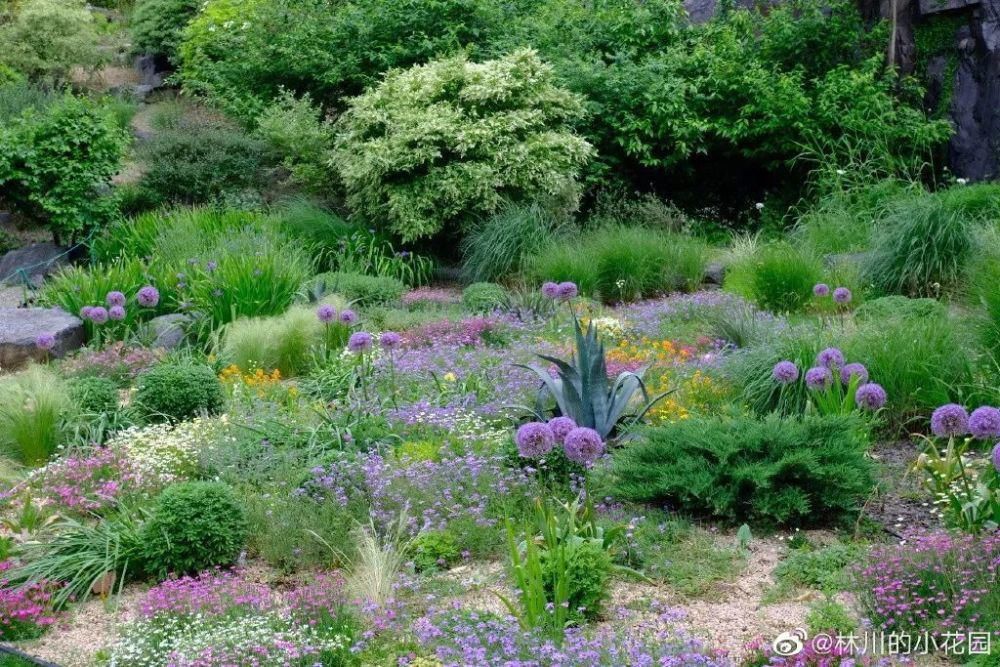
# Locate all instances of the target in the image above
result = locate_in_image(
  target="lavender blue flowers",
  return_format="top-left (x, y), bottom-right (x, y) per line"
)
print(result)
top-left (348, 331), bottom-right (373, 353)
top-left (993, 443), bottom-right (1000, 472)
top-left (108, 305), bottom-right (126, 321)
top-left (813, 283), bottom-right (830, 297)
top-left (855, 382), bottom-right (887, 410)
top-left (79, 306), bottom-right (93, 320)
top-left (815, 347), bottom-right (845, 370)
top-left (316, 304), bottom-right (336, 323)
top-left (34, 332), bottom-right (55, 351)
top-left (968, 406), bottom-right (1000, 440)
top-left (339, 309), bottom-right (357, 325)
top-left (548, 416), bottom-right (577, 442)
top-left (839, 362), bottom-right (868, 385)
top-left (380, 331), bottom-right (402, 350)
top-left (832, 286), bottom-right (852, 304)
top-left (771, 360), bottom-right (798, 384)
top-left (105, 291), bottom-right (126, 307)
top-left (136, 285), bottom-right (160, 308)
top-left (804, 366), bottom-right (833, 390)
top-left (931, 403), bottom-right (970, 437)
top-left (516, 422), bottom-right (555, 458)
top-left (556, 281), bottom-right (579, 300)
top-left (88, 306), bottom-right (109, 325)
top-left (563, 427), bottom-right (604, 466)
top-left (541, 282), bottom-right (560, 299)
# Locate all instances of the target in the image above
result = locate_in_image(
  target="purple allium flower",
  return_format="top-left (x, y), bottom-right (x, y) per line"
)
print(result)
top-left (347, 331), bottom-right (373, 353)
top-left (931, 403), bottom-right (970, 438)
top-left (813, 283), bottom-right (830, 297)
top-left (968, 406), bottom-right (1000, 440)
top-left (772, 360), bottom-right (799, 384)
top-left (515, 422), bottom-right (555, 458)
top-left (88, 306), bottom-right (109, 324)
top-left (316, 304), bottom-right (336, 323)
top-left (563, 427), bottom-right (605, 466)
top-left (35, 332), bottom-right (55, 351)
top-left (105, 291), bottom-right (126, 307)
top-left (840, 362), bottom-right (869, 385)
top-left (547, 416), bottom-right (577, 442)
top-left (339, 309), bottom-right (357, 325)
top-left (805, 366), bottom-right (833, 390)
top-left (541, 282), bottom-right (560, 299)
top-left (380, 331), bottom-right (402, 350)
top-left (993, 443), bottom-right (1000, 473)
top-left (816, 347), bottom-right (845, 370)
top-left (556, 281), bottom-right (579, 300)
top-left (833, 287), bottom-right (852, 304)
top-left (136, 285), bottom-right (160, 308)
top-left (205, 260), bottom-right (217, 272)
top-left (80, 306), bottom-right (93, 319)
top-left (108, 305), bottom-right (126, 321)
top-left (855, 383), bottom-right (887, 410)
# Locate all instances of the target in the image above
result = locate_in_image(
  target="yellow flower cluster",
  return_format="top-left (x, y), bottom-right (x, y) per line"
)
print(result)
top-left (219, 364), bottom-right (297, 401)
top-left (607, 337), bottom-right (697, 368)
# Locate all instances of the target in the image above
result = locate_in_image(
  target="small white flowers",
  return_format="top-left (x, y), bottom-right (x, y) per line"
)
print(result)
top-left (107, 417), bottom-right (232, 487)
top-left (957, 177), bottom-right (968, 185)
top-left (754, 202), bottom-right (765, 211)
top-left (836, 169), bottom-right (846, 176)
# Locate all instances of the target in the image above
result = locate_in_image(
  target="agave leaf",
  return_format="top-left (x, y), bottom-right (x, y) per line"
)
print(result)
top-left (516, 363), bottom-right (573, 418)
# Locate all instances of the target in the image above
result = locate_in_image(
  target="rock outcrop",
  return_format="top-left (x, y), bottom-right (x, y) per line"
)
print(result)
top-left (0, 307), bottom-right (84, 370)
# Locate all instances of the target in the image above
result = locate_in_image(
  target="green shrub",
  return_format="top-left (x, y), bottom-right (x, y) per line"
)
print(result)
top-left (136, 115), bottom-right (268, 206)
top-left (794, 180), bottom-right (914, 255)
top-left (310, 272), bottom-right (405, 307)
top-left (255, 92), bottom-right (336, 194)
top-left (0, 0), bottom-right (103, 83)
top-left (0, 95), bottom-right (126, 244)
top-left (462, 283), bottom-right (508, 314)
top-left (461, 203), bottom-right (568, 283)
top-left (772, 543), bottom-right (860, 596)
top-left (66, 376), bottom-right (119, 415)
top-left (131, 0), bottom-right (200, 63)
top-left (0, 80), bottom-right (60, 123)
top-left (612, 412), bottom-right (874, 526)
top-left (864, 192), bottom-right (975, 297)
top-left (0, 366), bottom-right (72, 466)
top-left (806, 598), bottom-right (856, 634)
top-left (527, 226), bottom-right (708, 303)
top-left (141, 481), bottom-right (249, 578)
top-left (178, 0), bottom-right (507, 120)
top-left (218, 300), bottom-right (347, 377)
top-left (135, 362), bottom-right (225, 422)
top-left (541, 538), bottom-right (611, 622)
top-left (727, 243), bottom-right (822, 313)
top-left (409, 531), bottom-right (460, 573)
top-left (333, 49), bottom-right (592, 243)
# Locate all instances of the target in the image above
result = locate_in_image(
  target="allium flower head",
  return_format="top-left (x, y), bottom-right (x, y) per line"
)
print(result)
top-left (813, 283), bottom-right (830, 297)
top-left (316, 304), bottom-right (336, 323)
top-left (816, 347), bottom-right (845, 370)
top-left (840, 362), bottom-right (868, 385)
top-left (380, 331), bottom-right (402, 350)
top-left (805, 366), bottom-right (833, 390)
top-left (541, 282), bottom-right (560, 299)
top-left (969, 406), bottom-right (1000, 440)
top-left (339, 309), bottom-right (357, 324)
top-left (833, 287), bottom-right (852, 304)
top-left (772, 360), bottom-right (799, 384)
top-left (106, 291), bottom-right (126, 307)
top-left (88, 306), bottom-right (109, 324)
top-left (563, 427), bottom-right (605, 466)
top-left (931, 403), bottom-right (970, 438)
top-left (137, 285), bottom-right (160, 308)
top-left (855, 383), bottom-right (887, 410)
top-left (556, 281), bottom-right (578, 300)
top-left (516, 422), bottom-right (555, 458)
top-left (547, 416), bottom-right (577, 442)
top-left (109, 305), bottom-right (126, 321)
top-left (35, 332), bottom-right (55, 351)
top-left (80, 306), bottom-right (93, 319)
top-left (993, 443), bottom-right (1000, 473)
top-left (347, 331), bottom-right (373, 353)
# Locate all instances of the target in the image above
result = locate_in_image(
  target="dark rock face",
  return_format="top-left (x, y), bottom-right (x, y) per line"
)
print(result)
top-left (0, 243), bottom-right (70, 287)
top-left (949, 1), bottom-right (1000, 180)
top-left (0, 307), bottom-right (84, 370)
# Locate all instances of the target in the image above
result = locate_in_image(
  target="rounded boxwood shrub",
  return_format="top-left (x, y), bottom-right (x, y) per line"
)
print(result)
top-left (141, 481), bottom-right (249, 578)
top-left (66, 376), bottom-right (119, 415)
top-left (135, 362), bottom-right (225, 422)
top-left (461, 282), bottom-right (508, 313)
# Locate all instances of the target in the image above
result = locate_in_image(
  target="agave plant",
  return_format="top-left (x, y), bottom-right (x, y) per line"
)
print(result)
top-left (518, 317), bottom-right (670, 439)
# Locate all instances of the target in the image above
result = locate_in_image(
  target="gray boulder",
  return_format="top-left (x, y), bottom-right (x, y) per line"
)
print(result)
top-left (143, 313), bottom-right (190, 350)
top-left (703, 262), bottom-right (726, 286)
top-left (0, 307), bottom-right (84, 370)
top-left (0, 243), bottom-right (70, 287)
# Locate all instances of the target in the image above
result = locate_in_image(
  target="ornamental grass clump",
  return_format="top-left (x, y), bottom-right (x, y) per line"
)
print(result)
top-left (853, 532), bottom-right (1000, 640)
top-left (0, 365), bottom-right (74, 466)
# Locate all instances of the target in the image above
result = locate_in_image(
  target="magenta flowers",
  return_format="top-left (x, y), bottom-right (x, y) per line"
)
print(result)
top-left (347, 331), bottom-right (373, 353)
top-left (968, 406), bottom-right (1000, 440)
top-left (541, 281), bottom-right (560, 299)
top-left (34, 332), bottom-right (55, 351)
top-left (854, 382), bottom-right (887, 410)
top-left (771, 360), bottom-right (798, 384)
top-left (108, 305), bottom-right (126, 321)
top-left (88, 306), bottom-right (109, 324)
top-left (815, 347), bottom-right (845, 370)
top-left (804, 366), bottom-right (833, 390)
top-left (316, 304), bottom-right (336, 323)
top-left (931, 403), bottom-right (970, 437)
top-left (515, 422), bottom-right (555, 458)
top-left (339, 309), bottom-right (358, 324)
top-left (105, 291), bottom-right (126, 307)
top-left (136, 285), bottom-right (160, 308)
top-left (832, 286), bottom-right (852, 304)
top-left (839, 362), bottom-right (868, 385)
top-left (556, 281), bottom-right (579, 300)
top-left (812, 283), bottom-right (830, 297)
top-left (563, 427), bottom-right (605, 466)
top-left (548, 415), bottom-right (577, 442)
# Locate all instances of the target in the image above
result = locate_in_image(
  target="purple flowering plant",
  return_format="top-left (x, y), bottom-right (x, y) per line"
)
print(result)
top-left (772, 350), bottom-right (886, 417)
